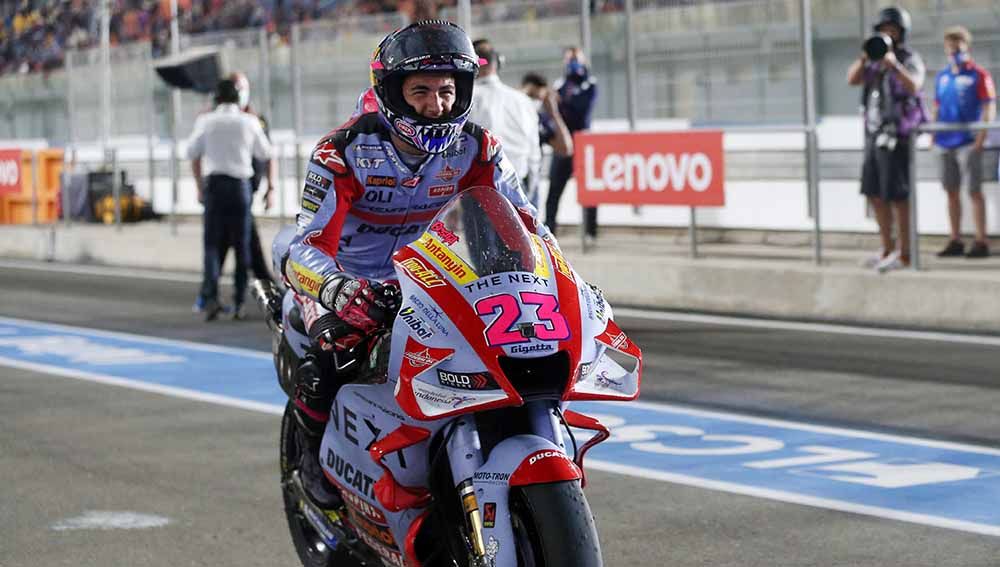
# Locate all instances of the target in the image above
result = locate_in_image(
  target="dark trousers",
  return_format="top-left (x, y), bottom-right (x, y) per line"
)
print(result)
top-left (545, 154), bottom-right (597, 237)
top-left (219, 215), bottom-right (272, 282)
top-left (200, 175), bottom-right (252, 306)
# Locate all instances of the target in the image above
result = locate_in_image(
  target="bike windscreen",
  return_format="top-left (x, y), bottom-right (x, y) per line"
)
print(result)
top-left (421, 186), bottom-right (544, 278)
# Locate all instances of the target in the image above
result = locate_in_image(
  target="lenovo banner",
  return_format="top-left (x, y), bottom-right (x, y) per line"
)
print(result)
top-left (574, 131), bottom-right (725, 207)
top-left (0, 149), bottom-right (21, 197)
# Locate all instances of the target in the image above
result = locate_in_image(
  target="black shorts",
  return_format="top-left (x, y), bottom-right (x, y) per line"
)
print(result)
top-left (861, 134), bottom-right (911, 202)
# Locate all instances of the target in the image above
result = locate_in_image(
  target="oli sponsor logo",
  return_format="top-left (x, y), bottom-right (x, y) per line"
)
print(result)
top-left (437, 369), bottom-right (496, 390)
top-left (399, 257), bottom-right (446, 288)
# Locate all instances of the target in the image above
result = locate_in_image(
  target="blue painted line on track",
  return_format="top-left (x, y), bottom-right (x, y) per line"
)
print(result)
top-left (2, 316), bottom-right (999, 536)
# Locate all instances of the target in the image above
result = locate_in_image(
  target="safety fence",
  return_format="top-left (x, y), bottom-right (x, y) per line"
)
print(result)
top-left (2, 0), bottom-right (1000, 272)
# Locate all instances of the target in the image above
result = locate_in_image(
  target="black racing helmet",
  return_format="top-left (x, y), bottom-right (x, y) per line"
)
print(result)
top-left (370, 20), bottom-right (481, 154)
top-left (873, 6), bottom-right (912, 43)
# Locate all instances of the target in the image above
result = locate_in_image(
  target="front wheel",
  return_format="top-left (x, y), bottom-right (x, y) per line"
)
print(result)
top-left (509, 480), bottom-right (603, 567)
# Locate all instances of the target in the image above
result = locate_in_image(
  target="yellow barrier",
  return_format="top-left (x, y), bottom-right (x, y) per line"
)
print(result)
top-left (0, 148), bottom-right (64, 224)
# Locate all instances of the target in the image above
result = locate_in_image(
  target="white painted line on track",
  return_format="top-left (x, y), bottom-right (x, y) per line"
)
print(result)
top-left (0, 316), bottom-right (271, 359)
top-left (0, 356), bottom-right (283, 416)
top-left (585, 460), bottom-right (1000, 538)
top-left (615, 307), bottom-right (1000, 347)
top-left (51, 511), bottom-right (172, 531)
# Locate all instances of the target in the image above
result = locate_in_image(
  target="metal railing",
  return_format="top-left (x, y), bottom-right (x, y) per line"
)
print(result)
top-left (906, 120), bottom-right (1000, 271)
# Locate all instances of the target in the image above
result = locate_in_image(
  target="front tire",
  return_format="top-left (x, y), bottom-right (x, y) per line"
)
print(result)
top-left (280, 402), bottom-right (335, 567)
top-left (509, 480), bottom-right (603, 567)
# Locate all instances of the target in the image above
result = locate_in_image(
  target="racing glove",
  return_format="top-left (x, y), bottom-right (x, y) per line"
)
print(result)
top-left (318, 276), bottom-right (400, 335)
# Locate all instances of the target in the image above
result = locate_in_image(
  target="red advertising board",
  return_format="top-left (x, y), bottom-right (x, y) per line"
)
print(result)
top-left (573, 131), bottom-right (725, 206)
top-left (0, 149), bottom-right (22, 197)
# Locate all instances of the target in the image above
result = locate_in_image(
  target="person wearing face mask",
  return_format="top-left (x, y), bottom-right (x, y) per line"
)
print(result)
top-left (847, 6), bottom-right (926, 272)
top-left (545, 46), bottom-right (598, 244)
top-left (932, 26), bottom-right (996, 259)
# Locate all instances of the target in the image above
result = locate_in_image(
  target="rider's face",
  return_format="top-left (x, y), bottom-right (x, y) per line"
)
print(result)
top-left (402, 73), bottom-right (456, 120)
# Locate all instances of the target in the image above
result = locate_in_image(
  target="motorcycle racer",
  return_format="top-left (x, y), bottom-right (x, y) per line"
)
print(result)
top-left (280, 19), bottom-right (555, 509)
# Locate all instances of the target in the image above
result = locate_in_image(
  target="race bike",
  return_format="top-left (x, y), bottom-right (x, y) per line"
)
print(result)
top-left (255, 186), bottom-right (642, 567)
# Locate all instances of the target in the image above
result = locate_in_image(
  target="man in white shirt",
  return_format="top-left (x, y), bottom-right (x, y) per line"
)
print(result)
top-left (187, 78), bottom-right (272, 321)
top-left (469, 39), bottom-right (542, 206)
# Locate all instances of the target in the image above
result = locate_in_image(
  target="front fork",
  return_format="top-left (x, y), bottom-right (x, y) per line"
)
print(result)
top-left (445, 401), bottom-right (568, 564)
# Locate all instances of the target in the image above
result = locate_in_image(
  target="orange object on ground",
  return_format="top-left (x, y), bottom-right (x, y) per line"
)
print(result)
top-left (0, 148), bottom-right (64, 224)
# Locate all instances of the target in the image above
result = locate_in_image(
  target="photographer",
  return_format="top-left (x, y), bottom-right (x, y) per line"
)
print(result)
top-left (847, 6), bottom-right (926, 272)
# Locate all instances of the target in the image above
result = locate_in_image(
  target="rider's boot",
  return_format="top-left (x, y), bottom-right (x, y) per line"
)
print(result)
top-left (292, 352), bottom-right (343, 510)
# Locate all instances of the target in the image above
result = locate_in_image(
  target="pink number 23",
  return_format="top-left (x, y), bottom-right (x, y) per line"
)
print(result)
top-left (475, 292), bottom-right (570, 347)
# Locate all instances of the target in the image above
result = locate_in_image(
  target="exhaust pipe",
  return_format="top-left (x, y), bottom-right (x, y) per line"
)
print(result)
top-left (251, 279), bottom-right (284, 333)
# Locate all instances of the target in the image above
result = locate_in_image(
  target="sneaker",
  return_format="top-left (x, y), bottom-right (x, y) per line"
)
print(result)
top-left (191, 296), bottom-right (206, 313)
top-left (966, 241), bottom-right (990, 259)
top-left (937, 240), bottom-right (965, 257)
top-left (875, 251), bottom-right (909, 273)
top-left (860, 250), bottom-right (887, 268)
top-left (203, 299), bottom-right (225, 322)
top-left (298, 436), bottom-right (342, 509)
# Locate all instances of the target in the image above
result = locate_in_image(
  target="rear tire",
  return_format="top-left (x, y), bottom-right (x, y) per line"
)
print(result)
top-left (509, 480), bottom-right (603, 567)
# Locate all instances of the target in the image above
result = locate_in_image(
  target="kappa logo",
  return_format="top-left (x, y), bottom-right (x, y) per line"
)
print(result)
top-left (435, 166), bottom-right (461, 182)
top-left (404, 348), bottom-right (437, 368)
top-left (399, 257), bottom-right (446, 288)
top-left (312, 142), bottom-right (347, 174)
top-left (428, 184), bottom-right (456, 198)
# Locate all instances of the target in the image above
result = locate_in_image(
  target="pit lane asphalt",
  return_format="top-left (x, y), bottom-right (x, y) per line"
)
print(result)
top-left (2, 263), bottom-right (999, 566)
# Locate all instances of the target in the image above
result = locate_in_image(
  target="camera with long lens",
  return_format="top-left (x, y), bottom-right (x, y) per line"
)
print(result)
top-left (864, 33), bottom-right (893, 60)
